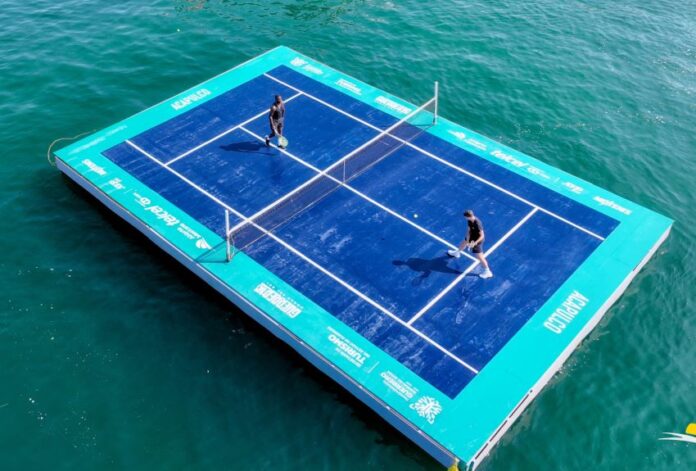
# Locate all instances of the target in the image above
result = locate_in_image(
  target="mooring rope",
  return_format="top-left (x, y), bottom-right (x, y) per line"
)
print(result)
top-left (46, 130), bottom-right (95, 166)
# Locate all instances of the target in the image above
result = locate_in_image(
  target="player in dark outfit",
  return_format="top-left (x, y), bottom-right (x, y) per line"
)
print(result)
top-left (447, 209), bottom-right (493, 278)
top-left (264, 95), bottom-right (286, 148)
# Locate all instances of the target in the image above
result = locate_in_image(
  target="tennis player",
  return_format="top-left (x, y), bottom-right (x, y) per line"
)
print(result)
top-left (448, 209), bottom-right (493, 279)
top-left (264, 95), bottom-right (286, 149)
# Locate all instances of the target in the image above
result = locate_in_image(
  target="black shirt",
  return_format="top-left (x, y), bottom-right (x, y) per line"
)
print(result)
top-left (468, 217), bottom-right (483, 241)
top-left (270, 103), bottom-right (285, 123)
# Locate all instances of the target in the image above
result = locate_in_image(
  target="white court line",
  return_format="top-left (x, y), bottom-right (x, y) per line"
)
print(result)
top-left (407, 207), bottom-right (539, 326)
top-left (163, 91), bottom-right (302, 167)
top-left (124, 139), bottom-right (479, 375)
top-left (264, 73), bottom-right (605, 241)
top-left (238, 126), bottom-right (474, 258)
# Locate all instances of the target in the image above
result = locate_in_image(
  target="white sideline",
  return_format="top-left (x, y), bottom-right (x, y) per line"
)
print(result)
top-left (163, 91), bottom-right (302, 167)
top-left (238, 126), bottom-right (474, 259)
top-left (264, 73), bottom-right (604, 241)
top-left (124, 139), bottom-right (480, 374)
top-left (407, 208), bottom-right (539, 326)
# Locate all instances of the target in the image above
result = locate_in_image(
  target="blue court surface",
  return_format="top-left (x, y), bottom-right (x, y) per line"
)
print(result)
top-left (55, 47), bottom-right (672, 469)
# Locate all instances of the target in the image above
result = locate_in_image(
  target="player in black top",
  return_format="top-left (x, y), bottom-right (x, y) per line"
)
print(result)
top-left (265, 95), bottom-right (286, 149)
top-left (447, 209), bottom-right (493, 278)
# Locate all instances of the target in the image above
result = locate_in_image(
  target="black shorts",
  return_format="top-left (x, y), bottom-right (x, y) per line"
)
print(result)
top-left (269, 120), bottom-right (283, 137)
top-left (470, 241), bottom-right (484, 254)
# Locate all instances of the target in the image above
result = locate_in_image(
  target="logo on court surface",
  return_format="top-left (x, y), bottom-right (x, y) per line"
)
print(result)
top-left (254, 282), bottom-right (302, 318)
top-left (290, 57), bottom-right (323, 75)
top-left (195, 238), bottom-right (212, 250)
top-left (336, 78), bottom-right (362, 95)
top-left (410, 396), bottom-right (442, 424)
top-left (82, 159), bottom-right (106, 176)
top-left (290, 57), bottom-right (307, 67)
top-left (171, 89), bottom-right (211, 111)
top-left (660, 423), bottom-right (696, 444)
top-left (593, 196), bottom-right (632, 216)
top-left (448, 130), bottom-right (467, 141)
top-left (375, 96), bottom-right (411, 115)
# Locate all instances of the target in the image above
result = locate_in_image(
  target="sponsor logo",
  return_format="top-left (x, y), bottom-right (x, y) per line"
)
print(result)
top-left (144, 205), bottom-right (179, 227)
top-left (82, 159), bottom-right (107, 176)
top-left (133, 192), bottom-right (150, 207)
top-left (290, 57), bottom-right (307, 67)
top-left (289, 57), bottom-right (322, 75)
top-left (176, 222), bottom-right (200, 240)
top-left (303, 64), bottom-right (323, 75)
top-left (543, 290), bottom-right (589, 334)
top-left (381, 371), bottom-right (417, 400)
top-left (409, 396), bottom-right (442, 424)
top-left (70, 138), bottom-right (104, 155)
top-left (254, 282), bottom-right (302, 318)
top-left (593, 196), bottom-right (632, 215)
top-left (105, 125), bottom-right (127, 137)
top-left (375, 96), bottom-right (411, 115)
top-left (447, 131), bottom-right (488, 151)
top-left (491, 149), bottom-right (527, 168)
top-left (466, 137), bottom-right (487, 151)
top-left (67, 126), bottom-right (126, 156)
top-left (448, 130), bottom-right (467, 141)
top-left (132, 193), bottom-right (179, 226)
top-left (563, 181), bottom-right (584, 194)
top-left (660, 423), bottom-right (696, 444)
top-left (526, 165), bottom-right (550, 179)
top-left (490, 149), bottom-right (550, 179)
top-left (195, 238), bottom-right (212, 250)
top-left (336, 78), bottom-right (362, 95)
top-left (108, 177), bottom-right (124, 190)
top-left (327, 327), bottom-right (369, 367)
top-left (171, 88), bottom-right (211, 111)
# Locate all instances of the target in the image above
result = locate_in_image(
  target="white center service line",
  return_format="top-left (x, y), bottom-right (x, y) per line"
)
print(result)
top-left (124, 138), bottom-right (479, 375)
top-left (163, 91), bottom-right (302, 167)
top-left (264, 73), bottom-right (604, 241)
top-left (407, 207), bottom-right (539, 326)
top-left (238, 125), bottom-right (473, 258)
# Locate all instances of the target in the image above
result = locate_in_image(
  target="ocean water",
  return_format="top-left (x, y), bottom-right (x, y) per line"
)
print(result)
top-left (1, 1), bottom-right (694, 469)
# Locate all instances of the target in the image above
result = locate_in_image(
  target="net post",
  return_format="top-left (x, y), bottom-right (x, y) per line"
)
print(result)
top-left (433, 81), bottom-right (439, 124)
top-left (225, 209), bottom-right (231, 262)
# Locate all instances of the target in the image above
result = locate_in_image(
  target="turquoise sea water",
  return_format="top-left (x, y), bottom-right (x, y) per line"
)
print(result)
top-left (1, 1), bottom-right (694, 469)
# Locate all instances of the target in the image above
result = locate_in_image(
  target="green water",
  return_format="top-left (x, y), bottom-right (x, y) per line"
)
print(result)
top-left (1, 1), bottom-right (694, 469)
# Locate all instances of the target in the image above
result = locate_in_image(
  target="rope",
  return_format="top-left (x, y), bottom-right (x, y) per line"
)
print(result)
top-left (46, 130), bottom-right (95, 166)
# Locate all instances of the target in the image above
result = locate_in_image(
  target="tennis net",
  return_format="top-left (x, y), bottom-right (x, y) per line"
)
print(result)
top-left (226, 88), bottom-right (438, 259)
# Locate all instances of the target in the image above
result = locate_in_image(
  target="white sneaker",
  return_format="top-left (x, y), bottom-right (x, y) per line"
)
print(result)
top-left (480, 269), bottom-right (493, 279)
top-left (447, 249), bottom-right (461, 258)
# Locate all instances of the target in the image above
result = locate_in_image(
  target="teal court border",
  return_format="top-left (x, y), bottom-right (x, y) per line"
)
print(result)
top-left (54, 46), bottom-right (672, 469)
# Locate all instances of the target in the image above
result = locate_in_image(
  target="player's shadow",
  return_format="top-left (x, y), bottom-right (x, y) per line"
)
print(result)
top-left (220, 140), bottom-right (267, 154)
top-left (392, 255), bottom-right (462, 286)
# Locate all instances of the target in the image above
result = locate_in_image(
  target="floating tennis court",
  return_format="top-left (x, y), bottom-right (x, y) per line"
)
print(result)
top-left (54, 47), bottom-right (672, 469)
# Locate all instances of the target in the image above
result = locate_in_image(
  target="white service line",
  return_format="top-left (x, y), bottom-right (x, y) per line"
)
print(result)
top-left (407, 207), bottom-right (539, 326)
top-left (163, 91), bottom-right (303, 167)
top-left (264, 73), bottom-right (605, 241)
top-left (125, 138), bottom-right (479, 375)
top-left (239, 126), bottom-right (473, 258)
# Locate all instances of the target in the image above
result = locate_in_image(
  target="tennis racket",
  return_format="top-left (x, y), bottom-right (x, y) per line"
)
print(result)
top-left (278, 135), bottom-right (289, 148)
